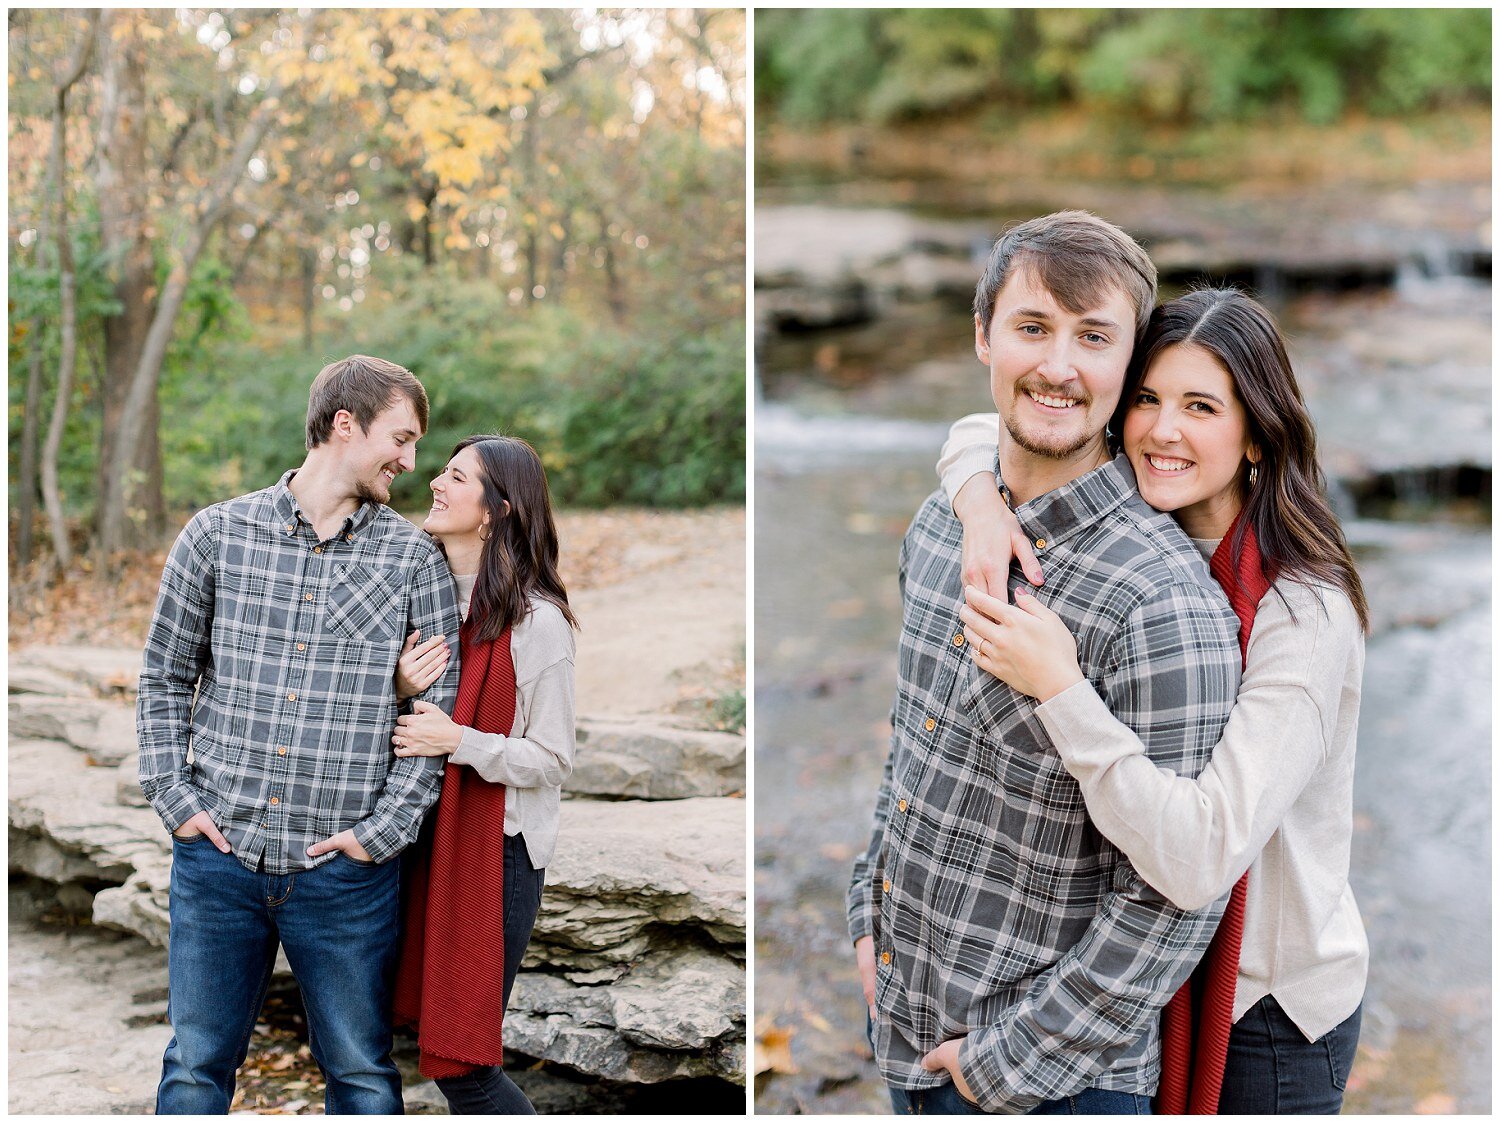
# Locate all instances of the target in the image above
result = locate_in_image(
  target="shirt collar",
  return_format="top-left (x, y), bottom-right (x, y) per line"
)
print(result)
top-left (271, 469), bottom-right (379, 536)
top-left (1009, 452), bottom-right (1137, 552)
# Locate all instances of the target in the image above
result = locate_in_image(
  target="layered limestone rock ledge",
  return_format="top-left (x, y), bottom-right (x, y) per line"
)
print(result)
top-left (8, 659), bottom-right (747, 1092)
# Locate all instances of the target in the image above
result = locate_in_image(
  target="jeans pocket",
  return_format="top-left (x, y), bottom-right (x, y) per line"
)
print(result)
top-left (172, 831), bottom-right (211, 846)
top-left (1322, 1004), bottom-right (1361, 1092)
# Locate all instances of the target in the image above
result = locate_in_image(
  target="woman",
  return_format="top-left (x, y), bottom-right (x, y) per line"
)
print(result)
top-left (939, 288), bottom-right (1368, 1114)
top-left (388, 434), bottom-right (578, 1114)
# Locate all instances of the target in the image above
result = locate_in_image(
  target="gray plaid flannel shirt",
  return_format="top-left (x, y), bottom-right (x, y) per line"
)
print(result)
top-left (138, 470), bottom-right (462, 873)
top-left (848, 454), bottom-right (1241, 1112)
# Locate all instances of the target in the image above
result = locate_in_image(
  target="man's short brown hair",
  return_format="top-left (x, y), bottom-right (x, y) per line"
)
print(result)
top-left (305, 355), bottom-right (429, 450)
top-left (972, 210), bottom-right (1158, 342)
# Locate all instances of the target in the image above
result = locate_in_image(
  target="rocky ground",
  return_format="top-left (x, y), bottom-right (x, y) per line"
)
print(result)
top-left (7, 507), bottom-right (747, 1115)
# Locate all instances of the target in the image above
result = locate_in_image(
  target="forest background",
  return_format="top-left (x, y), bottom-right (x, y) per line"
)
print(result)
top-left (9, 7), bottom-right (745, 588)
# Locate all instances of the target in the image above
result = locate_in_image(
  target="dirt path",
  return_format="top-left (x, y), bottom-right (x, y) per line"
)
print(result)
top-left (566, 508), bottom-right (745, 718)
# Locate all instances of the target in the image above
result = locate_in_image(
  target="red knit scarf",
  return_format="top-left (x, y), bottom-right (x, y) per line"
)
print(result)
top-left (1156, 513), bottom-right (1274, 1114)
top-left (392, 621), bottom-right (515, 1079)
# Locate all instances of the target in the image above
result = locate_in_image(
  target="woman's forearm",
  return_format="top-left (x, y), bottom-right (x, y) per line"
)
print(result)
top-left (1037, 677), bottom-right (1327, 910)
top-left (449, 660), bottom-right (576, 788)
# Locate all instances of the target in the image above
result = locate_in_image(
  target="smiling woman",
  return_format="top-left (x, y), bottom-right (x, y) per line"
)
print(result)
top-left (1126, 342), bottom-right (1259, 540)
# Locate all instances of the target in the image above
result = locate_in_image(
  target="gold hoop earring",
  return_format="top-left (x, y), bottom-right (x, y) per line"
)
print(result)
top-left (479, 523), bottom-right (490, 541)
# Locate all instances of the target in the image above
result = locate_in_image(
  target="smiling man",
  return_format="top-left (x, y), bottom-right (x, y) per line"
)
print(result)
top-left (138, 354), bottom-right (462, 1114)
top-left (848, 212), bottom-right (1242, 1113)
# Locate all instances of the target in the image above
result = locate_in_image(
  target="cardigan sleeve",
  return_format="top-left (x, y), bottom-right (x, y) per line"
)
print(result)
top-left (449, 601), bottom-right (576, 790)
top-left (1035, 580), bottom-right (1360, 910)
top-left (937, 412), bottom-right (1001, 508)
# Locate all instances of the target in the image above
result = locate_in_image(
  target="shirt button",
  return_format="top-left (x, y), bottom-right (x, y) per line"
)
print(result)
top-left (952, 633), bottom-right (965, 647)
top-left (296, 642), bottom-right (306, 651)
top-left (304, 593), bottom-right (313, 602)
top-left (897, 799), bottom-right (908, 813)
top-left (923, 717), bottom-right (936, 732)
top-left (883, 879), bottom-right (892, 893)
top-left (287, 692), bottom-right (297, 701)
top-left (1035, 538), bottom-right (1047, 550)
top-left (285, 523), bottom-right (293, 533)
top-left (880, 951), bottom-right (891, 966)
top-left (277, 746), bottom-right (287, 756)
top-left (313, 546), bottom-right (323, 554)
top-left (345, 533), bottom-right (355, 542)
top-left (270, 797), bottom-right (279, 805)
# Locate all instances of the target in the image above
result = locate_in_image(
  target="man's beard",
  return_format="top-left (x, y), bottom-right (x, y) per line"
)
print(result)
top-left (355, 479), bottom-right (390, 505)
top-left (1001, 406), bottom-right (1103, 461)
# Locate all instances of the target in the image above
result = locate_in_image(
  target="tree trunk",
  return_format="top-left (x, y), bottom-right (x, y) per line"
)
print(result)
top-left (549, 210), bottom-right (571, 300)
top-left (419, 182), bottom-right (437, 269)
top-left (40, 12), bottom-right (100, 570)
top-left (95, 10), bottom-right (162, 549)
top-left (598, 206), bottom-right (625, 323)
top-left (98, 76), bottom-right (283, 557)
top-left (300, 245), bottom-right (317, 350)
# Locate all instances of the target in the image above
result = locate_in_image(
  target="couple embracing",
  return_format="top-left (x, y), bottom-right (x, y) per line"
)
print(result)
top-left (138, 356), bottom-right (577, 1114)
top-left (851, 212), bottom-right (1368, 1114)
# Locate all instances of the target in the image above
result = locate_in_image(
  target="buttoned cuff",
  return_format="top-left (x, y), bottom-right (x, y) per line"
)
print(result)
top-left (351, 813), bottom-right (411, 865)
top-left (148, 780), bottom-right (207, 835)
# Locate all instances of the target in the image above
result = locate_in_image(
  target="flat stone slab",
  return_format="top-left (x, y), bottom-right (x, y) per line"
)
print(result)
top-left (8, 901), bottom-right (173, 1115)
top-left (12, 647), bottom-right (142, 698)
top-left (571, 718), bottom-right (745, 800)
top-left (534, 797), bottom-right (746, 968)
top-left (9, 695), bottom-right (138, 767)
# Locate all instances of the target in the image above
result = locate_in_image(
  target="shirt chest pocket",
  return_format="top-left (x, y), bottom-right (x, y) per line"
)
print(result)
top-left (958, 664), bottom-right (1071, 793)
top-left (326, 564), bottom-right (401, 645)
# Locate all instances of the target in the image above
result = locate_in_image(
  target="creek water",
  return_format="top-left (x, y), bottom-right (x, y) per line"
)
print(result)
top-left (753, 209), bottom-right (1491, 1114)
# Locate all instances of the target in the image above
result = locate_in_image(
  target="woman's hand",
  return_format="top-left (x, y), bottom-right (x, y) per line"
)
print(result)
top-left (959, 584), bottom-right (1084, 703)
top-left (952, 474), bottom-right (1043, 601)
top-left (393, 700), bottom-right (464, 756)
top-left (395, 629), bottom-right (450, 702)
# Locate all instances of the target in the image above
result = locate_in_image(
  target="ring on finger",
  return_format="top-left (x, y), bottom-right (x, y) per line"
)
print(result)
top-left (979, 637), bottom-right (990, 661)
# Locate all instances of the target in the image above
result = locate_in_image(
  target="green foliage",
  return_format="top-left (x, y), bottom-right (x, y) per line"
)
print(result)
top-left (157, 274), bottom-right (744, 515)
top-left (7, 222), bottom-right (123, 521)
top-left (712, 688), bottom-right (745, 735)
top-left (756, 8), bottom-right (1492, 126)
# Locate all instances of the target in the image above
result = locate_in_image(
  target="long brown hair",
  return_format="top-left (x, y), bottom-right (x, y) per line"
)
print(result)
top-left (454, 434), bottom-right (578, 643)
top-left (1113, 288), bottom-right (1370, 632)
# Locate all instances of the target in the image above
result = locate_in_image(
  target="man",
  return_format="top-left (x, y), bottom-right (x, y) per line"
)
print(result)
top-left (848, 212), bottom-right (1242, 1113)
top-left (138, 355), bottom-right (462, 1114)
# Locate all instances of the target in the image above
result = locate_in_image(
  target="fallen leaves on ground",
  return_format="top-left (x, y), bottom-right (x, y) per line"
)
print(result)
top-left (754, 1013), bottom-right (799, 1075)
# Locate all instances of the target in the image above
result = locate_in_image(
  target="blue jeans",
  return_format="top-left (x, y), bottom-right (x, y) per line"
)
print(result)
top-left (889, 1082), bottom-right (1151, 1115)
top-left (432, 831), bottom-right (547, 1115)
top-left (155, 836), bottom-right (404, 1114)
top-left (1218, 996), bottom-right (1362, 1114)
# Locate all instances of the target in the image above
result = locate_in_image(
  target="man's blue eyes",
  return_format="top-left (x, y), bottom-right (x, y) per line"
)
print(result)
top-left (1018, 324), bottom-right (1108, 344)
